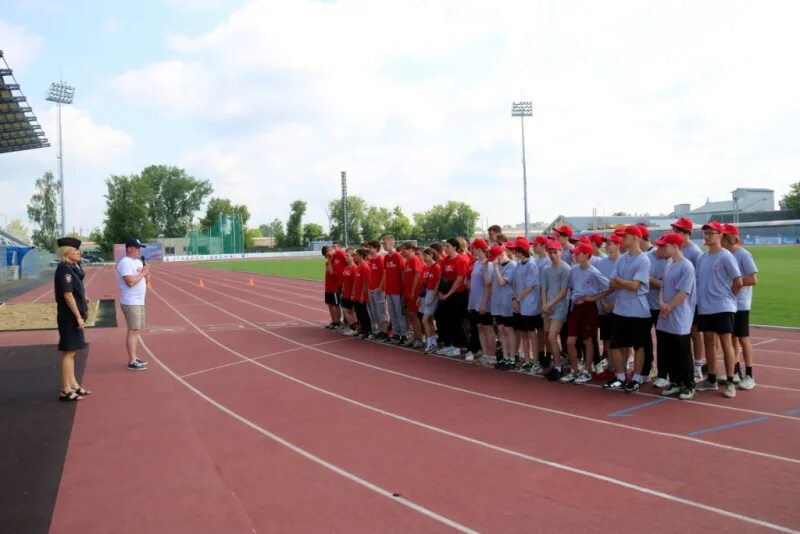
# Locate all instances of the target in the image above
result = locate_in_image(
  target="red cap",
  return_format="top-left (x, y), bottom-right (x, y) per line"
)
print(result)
top-left (637, 224), bottom-right (650, 239)
top-left (574, 235), bottom-right (590, 244)
top-left (546, 240), bottom-right (563, 252)
top-left (702, 221), bottom-right (725, 233)
top-left (654, 232), bottom-right (684, 247)
top-left (514, 236), bottom-right (530, 250)
top-left (572, 243), bottom-right (593, 257)
top-left (671, 217), bottom-right (694, 232)
top-left (722, 224), bottom-right (739, 236)
top-left (469, 238), bottom-right (488, 250)
top-left (624, 225), bottom-right (643, 238)
top-left (533, 235), bottom-right (549, 246)
top-left (552, 224), bottom-right (574, 238)
top-left (487, 245), bottom-right (505, 261)
top-left (603, 234), bottom-right (623, 245)
top-left (504, 240), bottom-right (519, 250)
top-left (589, 233), bottom-right (604, 246)
top-left (612, 227), bottom-right (626, 237)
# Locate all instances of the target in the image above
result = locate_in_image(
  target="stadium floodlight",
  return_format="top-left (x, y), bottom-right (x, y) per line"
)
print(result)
top-left (341, 171), bottom-right (348, 246)
top-left (46, 80), bottom-right (75, 237)
top-left (511, 101), bottom-right (533, 239)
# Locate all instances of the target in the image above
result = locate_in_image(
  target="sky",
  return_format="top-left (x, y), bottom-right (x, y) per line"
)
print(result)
top-left (2, 0), bottom-right (799, 237)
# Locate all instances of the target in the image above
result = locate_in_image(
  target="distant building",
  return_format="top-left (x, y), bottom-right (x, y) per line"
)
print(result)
top-left (542, 215), bottom-right (674, 234)
top-left (674, 188), bottom-right (775, 224)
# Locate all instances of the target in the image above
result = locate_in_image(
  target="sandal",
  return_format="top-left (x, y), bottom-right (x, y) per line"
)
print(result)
top-left (73, 386), bottom-right (92, 396)
top-left (59, 390), bottom-right (83, 401)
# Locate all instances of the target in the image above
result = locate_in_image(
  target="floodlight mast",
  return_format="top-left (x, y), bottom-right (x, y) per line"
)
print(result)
top-left (511, 101), bottom-right (533, 239)
top-left (46, 81), bottom-right (75, 237)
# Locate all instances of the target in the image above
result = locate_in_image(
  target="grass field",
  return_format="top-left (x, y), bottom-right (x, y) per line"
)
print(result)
top-left (201, 246), bottom-right (800, 327)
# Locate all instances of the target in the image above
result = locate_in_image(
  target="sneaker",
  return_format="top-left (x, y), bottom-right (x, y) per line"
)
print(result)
top-left (374, 332), bottom-right (389, 341)
top-left (723, 383), bottom-right (737, 398)
top-left (624, 380), bottom-right (641, 393)
top-left (520, 362), bottom-right (533, 373)
top-left (679, 388), bottom-right (696, 400)
top-left (411, 339), bottom-right (424, 349)
top-left (546, 368), bottom-right (562, 382)
top-left (694, 369), bottom-right (704, 382)
top-left (342, 328), bottom-right (359, 337)
top-left (603, 378), bottom-right (625, 391)
top-left (732, 374), bottom-right (742, 384)
top-left (436, 346), bottom-right (455, 356)
top-left (478, 355), bottom-right (497, 367)
top-left (504, 360), bottom-right (519, 371)
top-left (446, 347), bottom-right (462, 357)
top-left (738, 375), bottom-right (756, 390)
top-left (695, 379), bottom-right (718, 392)
top-left (574, 371), bottom-right (592, 384)
top-left (423, 345), bottom-right (437, 354)
top-left (127, 360), bottom-right (148, 371)
top-left (464, 351), bottom-right (475, 362)
top-left (593, 358), bottom-right (608, 374)
top-left (392, 336), bottom-right (408, 345)
top-left (530, 361), bottom-right (542, 375)
top-left (135, 358), bottom-right (148, 365)
top-left (324, 322), bottom-right (337, 330)
top-left (653, 377), bottom-right (669, 388)
top-left (359, 332), bottom-right (370, 339)
top-left (559, 372), bottom-right (577, 383)
top-left (662, 384), bottom-right (682, 396)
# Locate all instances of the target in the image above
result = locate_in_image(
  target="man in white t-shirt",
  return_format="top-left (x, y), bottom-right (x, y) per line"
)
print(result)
top-left (117, 238), bottom-right (151, 370)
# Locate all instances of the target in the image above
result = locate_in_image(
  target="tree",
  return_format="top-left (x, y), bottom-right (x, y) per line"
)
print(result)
top-left (612, 211), bottom-right (630, 216)
top-left (4, 219), bottom-right (30, 243)
top-left (302, 223), bottom-right (325, 245)
top-left (269, 218), bottom-right (286, 247)
top-left (245, 228), bottom-right (261, 250)
top-left (199, 198), bottom-right (251, 230)
top-left (361, 206), bottom-right (392, 242)
top-left (141, 165), bottom-right (213, 237)
top-left (99, 175), bottom-right (157, 251)
top-left (412, 201), bottom-right (479, 242)
top-left (327, 196), bottom-right (367, 245)
top-left (285, 200), bottom-right (307, 247)
top-left (27, 171), bottom-right (60, 251)
top-left (385, 206), bottom-right (413, 240)
top-left (782, 181), bottom-right (800, 212)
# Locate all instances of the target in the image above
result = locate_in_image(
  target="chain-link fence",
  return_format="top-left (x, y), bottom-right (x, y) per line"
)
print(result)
top-left (186, 215), bottom-right (244, 255)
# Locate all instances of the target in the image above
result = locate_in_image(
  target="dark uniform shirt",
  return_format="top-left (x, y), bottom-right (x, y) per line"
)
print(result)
top-left (55, 262), bottom-right (88, 319)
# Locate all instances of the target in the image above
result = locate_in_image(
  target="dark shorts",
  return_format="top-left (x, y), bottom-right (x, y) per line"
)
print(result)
top-left (611, 313), bottom-right (652, 350)
top-left (514, 312), bottom-right (542, 331)
top-left (733, 310), bottom-right (750, 338)
top-left (692, 305), bottom-right (699, 327)
top-left (698, 312), bottom-right (735, 335)
top-left (650, 309), bottom-right (660, 327)
top-left (599, 314), bottom-right (613, 341)
top-left (324, 292), bottom-right (340, 306)
top-left (341, 298), bottom-right (354, 310)
top-left (494, 315), bottom-right (514, 327)
top-left (567, 301), bottom-right (599, 339)
top-left (57, 314), bottom-right (86, 352)
top-left (470, 310), bottom-right (494, 326)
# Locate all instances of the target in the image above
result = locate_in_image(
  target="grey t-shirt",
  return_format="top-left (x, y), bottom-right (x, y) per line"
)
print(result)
top-left (610, 252), bottom-right (651, 318)
top-left (468, 260), bottom-right (488, 311)
top-left (595, 255), bottom-right (618, 314)
top-left (657, 258), bottom-right (696, 336)
top-left (490, 260), bottom-right (517, 317)
top-left (542, 261), bottom-right (571, 321)
top-left (569, 263), bottom-right (609, 303)
top-left (732, 247), bottom-right (758, 311)
top-left (696, 248), bottom-right (742, 314)
top-left (646, 250), bottom-right (670, 311)
top-left (513, 259), bottom-right (542, 316)
top-left (682, 240), bottom-right (703, 266)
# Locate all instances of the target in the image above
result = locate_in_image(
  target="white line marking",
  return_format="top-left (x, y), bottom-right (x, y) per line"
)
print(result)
top-left (752, 338), bottom-right (777, 347)
top-left (147, 284), bottom-right (800, 533)
top-left (139, 338), bottom-right (478, 534)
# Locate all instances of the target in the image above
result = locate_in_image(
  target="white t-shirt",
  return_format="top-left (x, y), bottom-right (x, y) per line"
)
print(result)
top-left (117, 256), bottom-right (147, 305)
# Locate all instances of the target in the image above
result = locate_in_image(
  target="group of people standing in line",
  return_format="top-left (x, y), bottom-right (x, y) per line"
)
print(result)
top-left (322, 216), bottom-right (758, 401)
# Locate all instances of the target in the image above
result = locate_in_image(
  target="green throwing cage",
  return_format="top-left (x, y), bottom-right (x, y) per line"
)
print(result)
top-left (187, 215), bottom-right (244, 255)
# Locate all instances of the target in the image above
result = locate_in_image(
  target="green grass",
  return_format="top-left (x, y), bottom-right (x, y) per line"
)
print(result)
top-left (198, 246), bottom-right (800, 327)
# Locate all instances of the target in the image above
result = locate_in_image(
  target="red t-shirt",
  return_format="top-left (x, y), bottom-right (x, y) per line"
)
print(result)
top-left (341, 264), bottom-right (357, 299)
top-left (402, 254), bottom-right (422, 297)
top-left (441, 254), bottom-right (470, 292)
top-left (383, 251), bottom-right (405, 295)
top-left (331, 250), bottom-right (347, 285)
top-left (368, 255), bottom-right (385, 291)
top-left (424, 263), bottom-right (442, 291)
top-left (324, 259), bottom-right (338, 292)
top-left (353, 262), bottom-right (371, 302)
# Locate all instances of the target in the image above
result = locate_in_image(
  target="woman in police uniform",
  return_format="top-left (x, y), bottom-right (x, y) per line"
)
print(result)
top-left (55, 237), bottom-right (91, 401)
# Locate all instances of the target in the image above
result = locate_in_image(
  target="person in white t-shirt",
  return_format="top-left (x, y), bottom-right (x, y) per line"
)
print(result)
top-left (117, 238), bottom-right (151, 371)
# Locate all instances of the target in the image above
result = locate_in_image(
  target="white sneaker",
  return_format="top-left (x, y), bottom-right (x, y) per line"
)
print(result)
top-left (478, 355), bottom-right (497, 366)
top-left (732, 374), bottom-right (742, 384)
top-left (447, 347), bottom-right (462, 357)
top-left (695, 379), bottom-right (718, 392)
top-left (662, 384), bottom-right (682, 396)
top-left (593, 358), bottom-right (608, 374)
top-left (436, 346), bottom-right (454, 356)
top-left (574, 371), bottom-right (592, 384)
top-left (530, 361), bottom-right (542, 375)
top-left (559, 372), bottom-right (577, 383)
top-left (694, 369), bottom-right (704, 382)
top-left (679, 388), bottom-right (696, 400)
top-left (464, 351), bottom-right (475, 362)
top-left (723, 383), bottom-right (737, 398)
top-left (653, 377), bottom-right (669, 388)
top-left (342, 328), bottom-right (358, 337)
top-left (738, 375), bottom-right (756, 390)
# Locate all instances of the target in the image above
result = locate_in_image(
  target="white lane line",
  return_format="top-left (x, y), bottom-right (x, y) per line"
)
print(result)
top-left (752, 338), bottom-right (777, 347)
top-left (31, 265), bottom-right (102, 302)
top-left (139, 338), bottom-right (478, 534)
top-left (159, 269), bottom-right (800, 425)
top-left (147, 283), bottom-right (800, 533)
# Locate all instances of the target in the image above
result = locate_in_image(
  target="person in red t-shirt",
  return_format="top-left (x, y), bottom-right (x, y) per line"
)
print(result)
top-left (382, 235), bottom-right (408, 343)
top-left (331, 241), bottom-right (347, 295)
top-left (351, 249), bottom-right (373, 337)
top-left (420, 248), bottom-right (441, 353)
top-left (366, 240), bottom-right (389, 339)
top-left (399, 241), bottom-right (423, 348)
top-left (436, 238), bottom-right (471, 356)
top-left (322, 246), bottom-right (342, 329)
top-left (339, 249), bottom-right (359, 336)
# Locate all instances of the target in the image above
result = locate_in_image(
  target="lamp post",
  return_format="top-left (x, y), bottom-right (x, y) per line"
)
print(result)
top-left (511, 101), bottom-right (533, 239)
top-left (45, 80), bottom-right (75, 237)
top-left (341, 171), bottom-right (348, 246)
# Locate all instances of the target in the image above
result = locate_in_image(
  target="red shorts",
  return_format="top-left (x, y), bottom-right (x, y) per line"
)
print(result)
top-left (567, 301), bottom-right (599, 339)
top-left (404, 294), bottom-right (419, 313)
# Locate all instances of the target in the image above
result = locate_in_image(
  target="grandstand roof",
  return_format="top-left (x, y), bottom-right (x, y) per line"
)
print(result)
top-left (0, 228), bottom-right (31, 247)
top-left (0, 50), bottom-right (50, 154)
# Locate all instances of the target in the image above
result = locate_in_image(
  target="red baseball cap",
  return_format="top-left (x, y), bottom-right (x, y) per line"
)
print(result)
top-left (572, 243), bottom-right (593, 257)
top-left (624, 225), bottom-right (643, 238)
top-left (637, 224), bottom-right (650, 239)
top-left (671, 217), bottom-right (694, 232)
top-left (722, 224), bottom-right (739, 236)
top-left (487, 245), bottom-right (505, 261)
top-left (546, 240), bottom-right (563, 252)
top-left (612, 227), bottom-right (626, 237)
top-left (702, 221), bottom-right (725, 234)
top-left (589, 233), bottom-right (604, 246)
top-left (654, 232), bottom-right (684, 247)
top-left (533, 235), bottom-right (549, 246)
top-left (469, 238), bottom-right (488, 250)
top-left (603, 234), bottom-right (623, 245)
top-left (552, 224), bottom-right (574, 238)
top-left (514, 236), bottom-right (531, 250)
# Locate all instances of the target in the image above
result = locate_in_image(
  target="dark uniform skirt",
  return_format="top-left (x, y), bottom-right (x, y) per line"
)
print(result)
top-left (57, 313), bottom-right (86, 352)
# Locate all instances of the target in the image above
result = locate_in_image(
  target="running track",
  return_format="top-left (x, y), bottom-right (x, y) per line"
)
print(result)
top-left (4, 262), bottom-right (800, 533)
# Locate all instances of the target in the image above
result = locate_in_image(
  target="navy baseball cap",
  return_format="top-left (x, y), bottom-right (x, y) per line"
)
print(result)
top-left (125, 238), bottom-right (146, 248)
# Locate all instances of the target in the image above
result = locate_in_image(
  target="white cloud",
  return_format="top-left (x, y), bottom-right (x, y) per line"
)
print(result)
top-left (0, 20), bottom-right (44, 71)
top-left (106, 0), bottom-right (800, 231)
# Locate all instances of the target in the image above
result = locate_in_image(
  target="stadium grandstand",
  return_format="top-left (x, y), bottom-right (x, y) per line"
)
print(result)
top-left (0, 50), bottom-right (50, 154)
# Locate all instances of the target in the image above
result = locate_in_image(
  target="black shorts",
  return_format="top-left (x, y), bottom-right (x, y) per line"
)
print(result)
top-left (698, 312), bottom-right (735, 335)
top-left (733, 310), bottom-right (750, 338)
top-left (494, 315), bottom-right (514, 327)
top-left (57, 314), bottom-right (86, 352)
top-left (650, 309), bottom-right (660, 327)
top-left (599, 314), bottom-right (613, 341)
top-left (692, 306), bottom-right (699, 327)
top-left (324, 292), bottom-right (340, 306)
top-left (611, 313), bottom-right (652, 350)
top-left (341, 298), bottom-right (354, 310)
top-left (470, 310), bottom-right (494, 326)
top-left (515, 313), bottom-right (543, 331)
